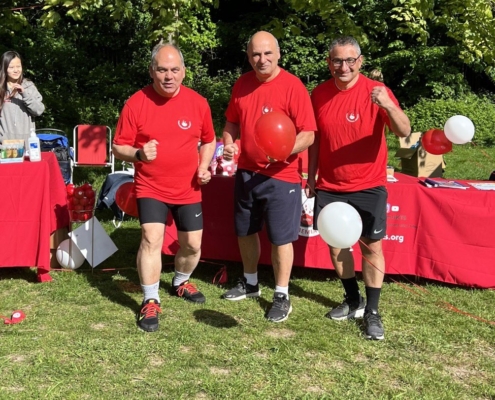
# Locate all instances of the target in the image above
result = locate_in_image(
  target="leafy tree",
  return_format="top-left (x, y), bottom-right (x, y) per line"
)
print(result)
top-left (2, 0), bottom-right (495, 139)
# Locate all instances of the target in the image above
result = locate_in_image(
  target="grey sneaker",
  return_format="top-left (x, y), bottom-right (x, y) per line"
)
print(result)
top-left (222, 277), bottom-right (261, 301)
top-left (364, 309), bottom-right (385, 340)
top-left (326, 294), bottom-right (365, 321)
top-left (266, 292), bottom-right (292, 323)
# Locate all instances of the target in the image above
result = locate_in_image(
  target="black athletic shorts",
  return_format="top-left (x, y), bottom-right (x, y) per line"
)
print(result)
top-left (234, 169), bottom-right (302, 245)
top-left (313, 186), bottom-right (388, 240)
top-left (137, 198), bottom-right (203, 232)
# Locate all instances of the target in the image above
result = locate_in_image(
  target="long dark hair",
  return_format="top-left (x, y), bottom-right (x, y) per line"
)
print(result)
top-left (0, 51), bottom-right (24, 110)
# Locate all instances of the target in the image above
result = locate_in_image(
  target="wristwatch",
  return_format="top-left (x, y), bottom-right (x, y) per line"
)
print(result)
top-left (135, 149), bottom-right (142, 161)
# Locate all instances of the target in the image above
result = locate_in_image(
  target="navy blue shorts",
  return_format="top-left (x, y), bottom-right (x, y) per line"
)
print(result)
top-left (137, 198), bottom-right (203, 232)
top-left (314, 186), bottom-right (388, 240)
top-left (234, 169), bottom-right (302, 245)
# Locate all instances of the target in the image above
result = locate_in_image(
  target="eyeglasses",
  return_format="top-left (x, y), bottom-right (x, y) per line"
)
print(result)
top-left (330, 55), bottom-right (361, 67)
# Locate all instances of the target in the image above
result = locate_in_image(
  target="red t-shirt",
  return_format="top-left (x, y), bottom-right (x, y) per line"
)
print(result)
top-left (225, 69), bottom-right (317, 183)
top-left (311, 74), bottom-right (401, 192)
top-left (114, 85), bottom-right (215, 204)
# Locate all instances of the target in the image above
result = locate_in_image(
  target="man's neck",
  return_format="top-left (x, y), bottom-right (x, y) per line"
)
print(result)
top-left (256, 67), bottom-right (281, 83)
top-left (334, 74), bottom-right (360, 91)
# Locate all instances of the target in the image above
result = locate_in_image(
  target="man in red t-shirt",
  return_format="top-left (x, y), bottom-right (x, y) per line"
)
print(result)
top-left (112, 43), bottom-right (216, 332)
top-left (307, 36), bottom-right (411, 340)
top-left (221, 31), bottom-right (316, 323)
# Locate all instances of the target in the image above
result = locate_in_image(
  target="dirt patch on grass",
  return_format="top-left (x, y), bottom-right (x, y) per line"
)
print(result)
top-left (0, 385), bottom-right (25, 393)
top-left (265, 328), bottom-right (295, 338)
top-left (210, 367), bottom-right (230, 375)
top-left (116, 281), bottom-right (141, 293)
top-left (150, 356), bottom-right (164, 367)
top-left (180, 346), bottom-right (192, 353)
top-left (7, 354), bottom-right (26, 363)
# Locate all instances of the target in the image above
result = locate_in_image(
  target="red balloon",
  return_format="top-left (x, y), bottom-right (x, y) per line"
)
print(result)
top-left (421, 129), bottom-right (452, 155)
top-left (115, 182), bottom-right (139, 218)
top-left (66, 183), bottom-right (75, 196)
top-left (74, 189), bottom-right (85, 199)
top-left (254, 111), bottom-right (296, 161)
top-left (85, 189), bottom-right (95, 198)
top-left (79, 197), bottom-right (89, 207)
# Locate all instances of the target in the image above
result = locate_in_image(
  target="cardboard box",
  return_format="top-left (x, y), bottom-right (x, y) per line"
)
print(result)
top-left (395, 132), bottom-right (444, 178)
top-left (50, 227), bottom-right (69, 250)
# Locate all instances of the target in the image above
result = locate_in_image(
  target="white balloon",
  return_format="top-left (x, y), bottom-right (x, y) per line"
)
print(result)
top-left (443, 115), bottom-right (475, 144)
top-left (56, 239), bottom-right (85, 269)
top-left (317, 202), bottom-right (362, 248)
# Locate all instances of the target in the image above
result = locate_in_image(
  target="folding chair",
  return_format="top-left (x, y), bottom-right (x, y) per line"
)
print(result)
top-left (73, 125), bottom-right (114, 173)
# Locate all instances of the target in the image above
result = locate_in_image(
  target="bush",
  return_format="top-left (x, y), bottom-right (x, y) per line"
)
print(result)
top-left (405, 93), bottom-right (495, 146)
top-left (190, 67), bottom-right (241, 136)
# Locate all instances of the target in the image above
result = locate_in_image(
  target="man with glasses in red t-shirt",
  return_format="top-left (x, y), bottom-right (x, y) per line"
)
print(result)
top-left (307, 36), bottom-right (411, 340)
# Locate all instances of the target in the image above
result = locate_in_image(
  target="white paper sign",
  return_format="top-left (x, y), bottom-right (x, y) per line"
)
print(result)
top-left (69, 216), bottom-right (118, 267)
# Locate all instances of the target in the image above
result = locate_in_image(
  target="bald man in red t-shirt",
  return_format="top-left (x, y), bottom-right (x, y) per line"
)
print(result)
top-left (221, 31), bottom-right (316, 323)
top-left (308, 36), bottom-right (411, 340)
top-left (113, 43), bottom-right (216, 332)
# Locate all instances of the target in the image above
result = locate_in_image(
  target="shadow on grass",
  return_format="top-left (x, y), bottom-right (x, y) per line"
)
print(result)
top-left (62, 208), bottom-right (483, 321)
top-left (75, 218), bottom-right (145, 313)
top-left (0, 267), bottom-right (39, 283)
top-left (193, 309), bottom-right (238, 328)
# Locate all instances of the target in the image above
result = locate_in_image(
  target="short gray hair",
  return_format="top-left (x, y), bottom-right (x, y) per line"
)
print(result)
top-left (151, 42), bottom-right (185, 69)
top-left (328, 36), bottom-right (361, 55)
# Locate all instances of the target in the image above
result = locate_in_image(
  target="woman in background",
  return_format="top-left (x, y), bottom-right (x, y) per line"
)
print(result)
top-left (0, 51), bottom-right (45, 144)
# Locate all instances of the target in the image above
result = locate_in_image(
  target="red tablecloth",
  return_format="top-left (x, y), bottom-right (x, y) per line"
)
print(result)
top-left (0, 152), bottom-right (69, 281)
top-left (163, 173), bottom-right (495, 289)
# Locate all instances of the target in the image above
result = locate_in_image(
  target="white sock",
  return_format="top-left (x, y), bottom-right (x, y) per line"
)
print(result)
top-left (244, 272), bottom-right (258, 286)
top-left (142, 281), bottom-right (160, 303)
top-left (275, 285), bottom-right (289, 298)
top-left (173, 271), bottom-right (191, 286)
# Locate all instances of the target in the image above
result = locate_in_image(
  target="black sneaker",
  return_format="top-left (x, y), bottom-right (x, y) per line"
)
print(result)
top-left (364, 309), bottom-right (385, 340)
top-left (326, 294), bottom-right (365, 321)
top-left (222, 277), bottom-right (261, 301)
top-left (266, 292), bottom-right (292, 323)
top-left (137, 299), bottom-right (162, 332)
top-left (171, 280), bottom-right (206, 303)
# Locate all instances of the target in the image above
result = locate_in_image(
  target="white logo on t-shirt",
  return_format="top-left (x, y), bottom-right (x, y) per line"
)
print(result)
top-left (178, 119), bottom-right (192, 130)
top-left (346, 112), bottom-right (360, 123)
top-left (261, 104), bottom-right (273, 114)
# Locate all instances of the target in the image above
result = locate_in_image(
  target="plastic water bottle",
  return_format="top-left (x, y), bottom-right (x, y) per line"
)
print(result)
top-left (28, 128), bottom-right (41, 162)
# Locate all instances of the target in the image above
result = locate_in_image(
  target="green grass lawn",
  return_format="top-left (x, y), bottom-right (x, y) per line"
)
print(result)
top-left (1, 143), bottom-right (494, 399)
top-left (387, 137), bottom-right (495, 181)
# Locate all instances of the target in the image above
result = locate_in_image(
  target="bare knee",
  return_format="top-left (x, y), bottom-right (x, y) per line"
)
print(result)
top-left (177, 230), bottom-right (202, 255)
top-left (140, 224), bottom-right (164, 253)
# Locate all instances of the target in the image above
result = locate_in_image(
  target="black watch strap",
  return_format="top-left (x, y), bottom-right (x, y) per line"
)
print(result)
top-left (135, 149), bottom-right (142, 161)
